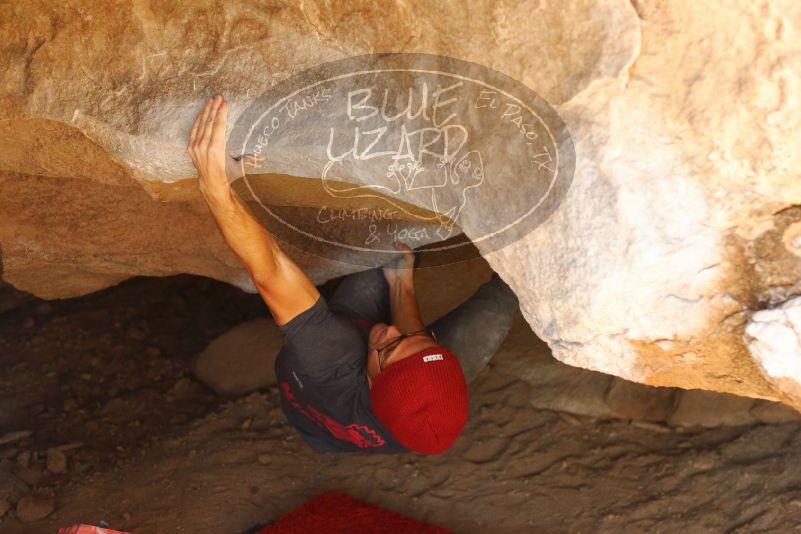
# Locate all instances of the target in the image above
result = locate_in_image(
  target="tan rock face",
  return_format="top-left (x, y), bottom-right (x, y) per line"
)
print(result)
top-left (1, 1), bottom-right (800, 407)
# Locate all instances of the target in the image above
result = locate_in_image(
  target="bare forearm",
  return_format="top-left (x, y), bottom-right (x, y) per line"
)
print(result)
top-left (188, 95), bottom-right (319, 325)
top-left (389, 279), bottom-right (426, 333)
top-left (202, 184), bottom-right (319, 324)
top-left (201, 185), bottom-right (281, 283)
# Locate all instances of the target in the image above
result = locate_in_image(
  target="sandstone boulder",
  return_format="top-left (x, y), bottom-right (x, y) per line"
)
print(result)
top-left (1, 0), bottom-right (800, 407)
top-left (745, 297), bottom-right (801, 411)
top-left (194, 319), bottom-right (282, 396)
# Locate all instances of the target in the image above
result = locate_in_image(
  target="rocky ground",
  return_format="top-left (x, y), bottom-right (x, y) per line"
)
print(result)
top-left (2, 268), bottom-right (801, 533)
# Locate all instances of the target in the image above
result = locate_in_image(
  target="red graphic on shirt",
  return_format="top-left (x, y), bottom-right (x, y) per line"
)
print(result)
top-left (281, 382), bottom-right (385, 448)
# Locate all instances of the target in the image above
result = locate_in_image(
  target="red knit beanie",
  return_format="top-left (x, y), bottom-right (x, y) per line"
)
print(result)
top-left (370, 345), bottom-right (469, 454)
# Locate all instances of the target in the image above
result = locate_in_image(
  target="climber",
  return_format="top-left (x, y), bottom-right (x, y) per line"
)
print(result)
top-left (187, 95), bottom-right (519, 454)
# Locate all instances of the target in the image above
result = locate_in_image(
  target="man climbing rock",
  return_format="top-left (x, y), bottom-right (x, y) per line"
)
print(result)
top-left (187, 95), bottom-right (519, 454)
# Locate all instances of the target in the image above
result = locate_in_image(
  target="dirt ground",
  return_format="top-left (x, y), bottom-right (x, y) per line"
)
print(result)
top-left (2, 274), bottom-right (801, 533)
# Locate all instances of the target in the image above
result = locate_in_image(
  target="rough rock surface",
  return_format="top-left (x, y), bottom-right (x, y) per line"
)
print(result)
top-left (666, 390), bottom-right (758, 429)
top-left (492, 316), bottom-right (801, 428)
top-left (1, 1), bottom-right (800, 407)
top-left (486, 1), bottom-right (801, 406)
top-left (745, 296), bottom-right (801, 406)
top-left (603, 379), bottom-right (677, 423)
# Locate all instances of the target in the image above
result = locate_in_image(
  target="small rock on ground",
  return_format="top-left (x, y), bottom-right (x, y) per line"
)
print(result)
top-left (47, 448), bottom-right (67, 474)
top-left (194, 319), bottom-right (282, 396)
top-left (16, 494), bottom-right (55, 523)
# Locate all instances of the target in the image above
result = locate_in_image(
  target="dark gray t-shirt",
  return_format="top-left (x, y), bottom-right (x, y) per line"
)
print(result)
top-left (274, 296), bottom-right (408, 453)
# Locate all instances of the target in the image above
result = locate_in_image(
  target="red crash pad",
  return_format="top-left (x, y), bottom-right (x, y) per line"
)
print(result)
top-left (256, 491), bottom-right (454, 533)
top-left (58, 527), bottom-right (129, 534)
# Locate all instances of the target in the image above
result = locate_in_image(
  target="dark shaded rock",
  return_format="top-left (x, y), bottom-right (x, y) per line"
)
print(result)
top-left (667, 389), bottom-right (757, 428)
top-left (750, 399), bottom-right (801, 424)
top-left (605, 379), bottom-right (678, 422)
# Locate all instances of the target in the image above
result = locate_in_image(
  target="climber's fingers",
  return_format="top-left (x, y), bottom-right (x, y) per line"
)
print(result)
top-left (188, 95), bottom-right (233, 189)
top-left (196, 97), bottom-right (214, 149)
top-left (187, 111), bottom-right (202, 156)
top-left (189, 100), bottom-right (212, 169)
top-left (393, 241), bottom-right (415, 270)
top-left (210, 99), bottom-right (228, 149)
top-left (201, 95), bottom-right (223, 148)
top-left (393, 241), bottom-right (413, 254)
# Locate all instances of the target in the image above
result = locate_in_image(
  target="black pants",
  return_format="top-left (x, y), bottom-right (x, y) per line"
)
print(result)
top-left (328, 268), bottom-right (520, 383)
